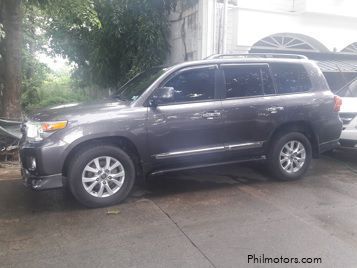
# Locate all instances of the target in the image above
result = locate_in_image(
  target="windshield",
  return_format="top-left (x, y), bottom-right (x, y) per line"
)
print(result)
top-left (113, 67), bottom-right (166, 101)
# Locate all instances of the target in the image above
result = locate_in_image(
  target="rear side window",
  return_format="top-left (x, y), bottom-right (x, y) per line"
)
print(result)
top-left (270, 63), bottom-right (312, 94)
top-left (222, 65), bottom-right (274, 98)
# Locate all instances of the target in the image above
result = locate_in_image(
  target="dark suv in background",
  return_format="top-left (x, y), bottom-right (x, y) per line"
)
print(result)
top-left (20, 54), bottom-right (343, 207)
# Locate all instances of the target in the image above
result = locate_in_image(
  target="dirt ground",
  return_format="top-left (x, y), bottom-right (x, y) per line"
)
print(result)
top-left (0, 162), bottom-right (20, 181)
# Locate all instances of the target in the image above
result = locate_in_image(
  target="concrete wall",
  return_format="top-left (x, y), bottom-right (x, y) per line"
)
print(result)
top-left (167, 1), bottom-right (201, 64)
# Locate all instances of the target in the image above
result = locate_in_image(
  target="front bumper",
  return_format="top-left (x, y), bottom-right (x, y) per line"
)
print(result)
top-left (339, 117), bottom-right (357, 148)
top-left (20, 139), bottom-right (67, 190)
top-left (22, 168), bottom-right (63, 190)
top-left (340, 139), bottom-right (357, 149)
top-left (340, 129), bottom-right (357, 142)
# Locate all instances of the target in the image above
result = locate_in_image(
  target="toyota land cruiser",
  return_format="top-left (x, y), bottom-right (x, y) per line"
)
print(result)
top-left (20, 54), bottom-right (343, 207)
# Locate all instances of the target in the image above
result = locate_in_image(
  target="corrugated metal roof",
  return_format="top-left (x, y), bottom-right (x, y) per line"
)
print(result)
top-left (314, 59), bottom-right (357, 72)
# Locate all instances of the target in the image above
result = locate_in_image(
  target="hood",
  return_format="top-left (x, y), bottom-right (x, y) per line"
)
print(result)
top-left (27, 98), bottom-right (129, 122)
top-left (340, 97), bottom-right (357, 113)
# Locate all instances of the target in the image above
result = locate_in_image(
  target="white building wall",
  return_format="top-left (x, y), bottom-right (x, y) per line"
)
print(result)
top-left (230, 6), bottom-right (357, 53)
top-left (200, 0), bottom-right (216, 59)
top-left (168, 0), bottom-right (357, 64)
top-left (305, 0), bottom-right (357, 18)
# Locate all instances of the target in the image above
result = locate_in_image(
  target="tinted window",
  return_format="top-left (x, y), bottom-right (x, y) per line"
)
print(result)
top-left (261, 66), bottom-right (275, 95)
top-left (223, 65), bottom-right (274, 98)
top-left (270, 63), bottom-right (312, 94)
top-left (163, 67), bottom-right (215, 103)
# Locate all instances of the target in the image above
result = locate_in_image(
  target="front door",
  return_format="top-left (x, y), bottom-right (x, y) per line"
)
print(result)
top-left (146, 65), bottom-right (224, 168)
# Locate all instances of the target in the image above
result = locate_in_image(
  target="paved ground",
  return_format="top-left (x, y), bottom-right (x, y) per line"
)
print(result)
top-left (1, 150), bottom-right (357, 267)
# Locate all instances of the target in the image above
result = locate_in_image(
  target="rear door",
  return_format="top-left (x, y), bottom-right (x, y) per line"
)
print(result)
top-left (270, 62), bottom-right (337, 144)
top-left (219, 63), bottom-right (280, 157)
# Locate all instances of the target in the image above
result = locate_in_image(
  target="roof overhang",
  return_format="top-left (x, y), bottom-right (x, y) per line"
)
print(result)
top-left (249, 48), bottom-right (357, 73)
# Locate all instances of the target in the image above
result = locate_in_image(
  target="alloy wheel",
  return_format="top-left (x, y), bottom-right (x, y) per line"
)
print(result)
top-left (81, 156), bottom-right (125, 198)
top-left (279, 140), bottom-right (306, 174)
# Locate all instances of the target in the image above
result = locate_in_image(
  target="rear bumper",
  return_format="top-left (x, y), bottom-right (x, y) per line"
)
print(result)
top-left (339, 124), bottom-right (357, 148)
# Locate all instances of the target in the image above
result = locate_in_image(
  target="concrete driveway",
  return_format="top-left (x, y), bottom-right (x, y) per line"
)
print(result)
top-left (1, 150), bottom-right (357, 267)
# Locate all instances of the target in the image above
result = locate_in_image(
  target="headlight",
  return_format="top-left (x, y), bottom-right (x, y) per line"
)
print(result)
top-left (26, 121), bottom-right (67, 141)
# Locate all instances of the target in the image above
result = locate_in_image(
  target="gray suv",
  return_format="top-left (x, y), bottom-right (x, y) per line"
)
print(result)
top-left (20, 54), bottom-right (343, 207)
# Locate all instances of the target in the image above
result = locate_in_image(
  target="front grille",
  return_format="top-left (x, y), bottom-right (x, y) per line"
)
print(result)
top-left (339, 113), bottom-right (357, 125)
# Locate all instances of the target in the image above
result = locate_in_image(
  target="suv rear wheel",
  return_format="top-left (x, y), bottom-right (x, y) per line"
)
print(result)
top-left (68, 145), bottom-right (135, 208)
top-left (268, 132), bottom-right (312, 181)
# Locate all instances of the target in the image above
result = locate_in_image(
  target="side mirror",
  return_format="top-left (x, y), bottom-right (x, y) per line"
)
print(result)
top-left (149, 87), bottom-right (175, 107)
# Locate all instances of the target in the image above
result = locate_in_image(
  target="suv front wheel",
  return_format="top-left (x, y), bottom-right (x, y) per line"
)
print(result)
top-left (268, 132), bottom-right (312, 181)
top-left (68, 145), bottom-right (136, 208)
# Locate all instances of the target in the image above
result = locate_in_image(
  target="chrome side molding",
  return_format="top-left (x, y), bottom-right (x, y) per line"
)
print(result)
top-left (153, 141), bottom-right (264, 159)
top-left (227, 141), bottom-right (264, 150)
top-left (154, 146), bottom-right (225, 159)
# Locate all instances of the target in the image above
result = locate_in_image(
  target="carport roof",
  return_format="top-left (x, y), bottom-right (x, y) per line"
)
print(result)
top-left (249, 48), bottom-right (357, 73)
top-left (315, 59), bottom-right (357, 73)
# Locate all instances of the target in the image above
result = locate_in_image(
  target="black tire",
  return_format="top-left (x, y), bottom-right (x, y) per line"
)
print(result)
top-left (267, 132), bottom-right (312, 181)
top-left (68, 144), bottom-right (135, 208)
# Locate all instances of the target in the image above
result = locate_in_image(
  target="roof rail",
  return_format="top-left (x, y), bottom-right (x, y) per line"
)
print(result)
top-left (205, 53), bottom-right (308, 60)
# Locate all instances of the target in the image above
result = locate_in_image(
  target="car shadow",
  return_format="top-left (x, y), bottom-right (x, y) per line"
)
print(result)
top-left (0, 162), bottom-right (273, 214)
top-left (133, 162), bottom-right (271, 199)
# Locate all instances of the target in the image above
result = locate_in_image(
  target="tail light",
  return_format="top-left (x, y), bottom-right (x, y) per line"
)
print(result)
top-left (334, 95), bottom-right (342, 112)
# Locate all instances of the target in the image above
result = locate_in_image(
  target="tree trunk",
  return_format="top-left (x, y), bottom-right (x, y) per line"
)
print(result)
top-left (1, 0), bottom-right (22, 120)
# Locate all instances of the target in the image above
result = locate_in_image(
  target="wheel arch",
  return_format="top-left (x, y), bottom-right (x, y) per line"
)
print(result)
top-left (62, 136), bottom-right (143, 178)
top-left (267, 121), bottom-right (320, 158)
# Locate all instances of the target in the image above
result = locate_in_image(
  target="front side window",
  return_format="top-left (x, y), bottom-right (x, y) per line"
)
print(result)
top-left (222, 65), bottom-right (274, 98)
top-left (270, 63), bottom-right (312, 94)
top-left (161, 67), bottom-right (215, 103)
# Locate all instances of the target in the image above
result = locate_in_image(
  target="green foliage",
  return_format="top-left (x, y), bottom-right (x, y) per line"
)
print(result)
top-left (21, 51), bottom-right (49, 110)
top-left (27, 0), bottom-right (101, 31)
top-left (26, 73), bottom-right (92, 111)
top-left (21, 2), bottom-right (99, 111)
top-left (45, 0), bottom-right (174, 88)
top-left (21, 4), bottom-right (49, 111)
top-left (17, 0), bottom-right (181, 111)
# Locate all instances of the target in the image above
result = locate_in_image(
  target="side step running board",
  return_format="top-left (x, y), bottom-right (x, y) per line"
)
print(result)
top-left (149, 155), bottom-right (266, 176)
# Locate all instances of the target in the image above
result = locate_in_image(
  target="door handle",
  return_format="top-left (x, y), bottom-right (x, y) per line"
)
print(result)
top-left (266, 106), bottom-right (284, 114)
top-left (202, 111), bottom-right (221, 119)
